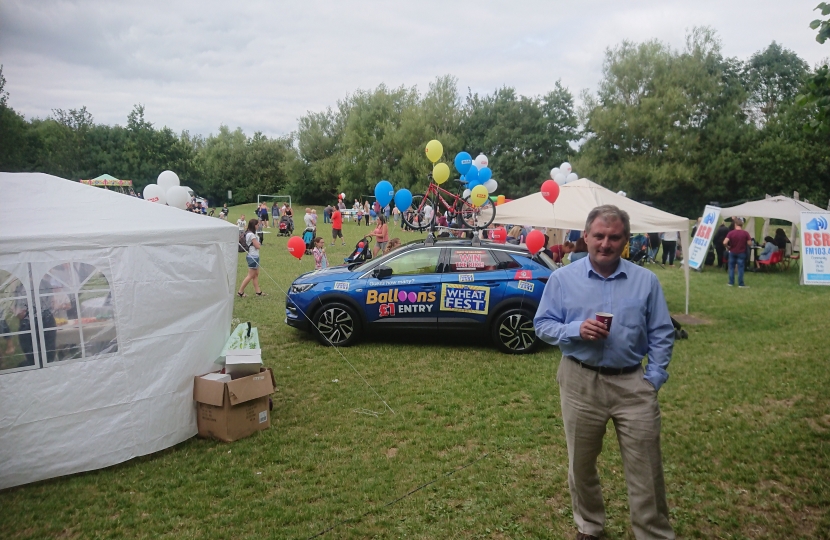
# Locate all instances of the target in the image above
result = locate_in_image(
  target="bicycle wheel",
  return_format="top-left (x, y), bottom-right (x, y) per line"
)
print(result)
top-left (401, 194), bottom-right (435, 231)
top-left (460, 198), bottom-right (496, 229)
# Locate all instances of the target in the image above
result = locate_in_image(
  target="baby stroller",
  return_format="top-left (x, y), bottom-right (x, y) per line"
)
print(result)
top-left (302, 227), bottom-right (315, 255)
top-left (278, 215), bottom-right (293, 237)
top-left (344, 235), bottom-right (374, 264)
top-left (629, 234), bottom-right (649, 265)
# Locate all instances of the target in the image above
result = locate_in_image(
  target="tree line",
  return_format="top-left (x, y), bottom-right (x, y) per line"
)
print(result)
top-left (1, 28), bottom-right (828, 217)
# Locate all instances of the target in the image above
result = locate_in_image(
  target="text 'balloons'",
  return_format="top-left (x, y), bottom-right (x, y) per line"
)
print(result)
top-left (454, 152), bottom-right (472, 175)
top-left (394, 189), bottom-right (412, 210)
top-left (157, 170), bottom-right (180, 193)
top-left (143, 184), bottom-right (167, 204)
top-left (166, 185), bottom-right (191, 209)
top-left (470, 185), bottom-right (489, 207)
top-left (433, 163), bottom-right (450, 184)
top-left (287, 236), bottom-right (305, 260)
top-left (526, 230), bottom-right (546, 254)
top-left (490, 227), bottom-right (507, 243)
top-left (374, 180), bottom-right (394, 207)
top-left (541, 180), bottom-right (560, 204)
top-left (425, 140), bottom-right (443, 163)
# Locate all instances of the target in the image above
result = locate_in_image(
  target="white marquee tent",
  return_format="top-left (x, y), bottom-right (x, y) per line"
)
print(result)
top-left (491, 179), bottom-right (691, 313)
top-left (719, 195), bottom-right (825, 243)
top-left (0, 173), bottom-right (239, 489)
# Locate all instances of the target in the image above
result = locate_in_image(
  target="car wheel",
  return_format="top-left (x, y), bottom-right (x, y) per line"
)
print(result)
top-left (492, 308), bottom-right (540, 354)
top-left (312, 302), bottom-right (361, 347)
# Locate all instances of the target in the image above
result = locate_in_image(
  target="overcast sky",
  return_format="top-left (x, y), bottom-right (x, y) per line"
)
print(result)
top-left (2, 0), bottom-right (827, 138)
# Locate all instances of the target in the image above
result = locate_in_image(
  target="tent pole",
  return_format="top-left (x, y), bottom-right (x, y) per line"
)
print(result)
top-left (681, 225), bottom-right (690, 314)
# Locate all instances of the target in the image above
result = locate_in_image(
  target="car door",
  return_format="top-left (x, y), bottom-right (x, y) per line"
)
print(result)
top-left (360, 247), bottom-right (442, 331)
top-left (439, 247), bottom-right (508, 331)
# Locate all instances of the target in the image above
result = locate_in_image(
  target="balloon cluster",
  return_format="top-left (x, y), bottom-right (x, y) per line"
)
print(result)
top-left (372, 179), bottom-right (413, 215)
top-left (337, 191), bottom-right (346, 202)
top-left (550, 162), bottom-right (579, 186)
top-left (142, 170), bottom-right (192, 209)
top-left (451, 150), bottom-right (498, 208)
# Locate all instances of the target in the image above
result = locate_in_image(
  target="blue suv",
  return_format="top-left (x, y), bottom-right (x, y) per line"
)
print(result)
top-left (285, 238), bottom-right (556, 354)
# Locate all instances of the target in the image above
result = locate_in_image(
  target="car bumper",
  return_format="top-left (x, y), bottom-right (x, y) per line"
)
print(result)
top-left (285, 296), bottom-right (310, 331)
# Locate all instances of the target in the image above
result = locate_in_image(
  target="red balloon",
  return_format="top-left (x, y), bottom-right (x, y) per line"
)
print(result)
top-left (541, 180), bottom-right (560, 204)
top-left (526, 230), bottom-right (546, 254)
top-left (287, 236), bottom-right (305, 259)
top-left (358, 241), bottom-right (365, 248)
top-left (489, 227), bottom-right (507, 244)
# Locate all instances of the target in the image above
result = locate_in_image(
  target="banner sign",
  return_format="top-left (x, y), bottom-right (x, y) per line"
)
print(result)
top-left (688, 205), bottom-right (721, 270)
top-left (800, 211), bottom-right (830, 285)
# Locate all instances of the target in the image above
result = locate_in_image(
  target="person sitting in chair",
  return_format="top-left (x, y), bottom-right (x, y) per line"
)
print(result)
top-left (757, 235), bottom-right (778, 264)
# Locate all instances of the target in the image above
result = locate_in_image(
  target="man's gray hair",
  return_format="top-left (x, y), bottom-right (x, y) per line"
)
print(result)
top-left (585, 205), bottom-right (631, 238)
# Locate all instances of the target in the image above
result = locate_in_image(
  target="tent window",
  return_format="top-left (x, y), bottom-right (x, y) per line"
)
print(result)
top-left (38, 263), bottom-right (118, 365)
top-left (0, 268), bottom-right (39, 373)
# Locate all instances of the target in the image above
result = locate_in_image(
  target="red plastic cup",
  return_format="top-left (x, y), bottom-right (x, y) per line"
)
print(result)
top-left (596, 312), bottom-right (613, 332)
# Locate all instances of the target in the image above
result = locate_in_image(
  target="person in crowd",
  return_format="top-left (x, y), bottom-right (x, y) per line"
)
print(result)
top-left (713, 221), bottom-right (730, 268)
top-left (569, 237), bottom-right (589, 262)
top-left (356, 205), bottom-right (364, 226)
top-left (647, 232), bottom-right (661, 261)
top-left (567, 229), bottom-right (582, 243)
top-left (304, 208), bottom-right (314, 230)
top-left (691, 216), bottom-right (702, 237)
top-left (724, 218), bottom-right (752, 287)
top-left (283, 203), bottom-right (294, 229)
top-left (384, 205), bottom-right (391, 221)
top-left (236, 214), bottom-right (246, 232)
top-left (353, 199), bottom-right (361, 210)
top-left (258, 203), bottom-right (269, 228)
top-left (311, 209), bottom-right (318, 229)
top-left (219, 203), bottom-right (229, 220)
top-left (507, 225), bottom-right (523, 245)
top-left (773, 228), bottom-right (790, 252)
top-left (364, 200), bottom-right (371, 225)
top-left (534, 204), bottom-right (676, 540)
top-left (549, 241), bottom-right (574, 265)
top-left (312, 237), bottom-right (328, 270)
top-left (384, 238), bottom-right (402, 254)
top-left (371, 215), bottom-right (389, 257)
top-left (338, 199), bottom-right (346, 211)
top-left (423, 202), bottom-right (434, 228)
top-left (237, 219), bottom-right (265, 297)
top-left (757, 235), bottom-right (778, 263)
top-left (436, 211), bottom-right (448, 228)
top-left (660, 231), bottom-right (679, 267)
top-left (323, 204), bottom-right (332, 224)
top-left (392, 206), bottom-right (401, 227)
top-left (331, 202), bottom-right (344, 246)
top-left (271, 201), bottom-right (279, 227)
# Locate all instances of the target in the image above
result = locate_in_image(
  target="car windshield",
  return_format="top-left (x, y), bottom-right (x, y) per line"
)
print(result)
top-left (347, 247), bottom-right (405, 271)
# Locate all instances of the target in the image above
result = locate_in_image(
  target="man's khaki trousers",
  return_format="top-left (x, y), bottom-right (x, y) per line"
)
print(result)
top-left (558, 356), bottom-right (674, 540)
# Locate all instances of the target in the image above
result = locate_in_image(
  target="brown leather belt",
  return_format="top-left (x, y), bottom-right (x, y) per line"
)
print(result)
top-left (567, 355), bottom-right (641, 375)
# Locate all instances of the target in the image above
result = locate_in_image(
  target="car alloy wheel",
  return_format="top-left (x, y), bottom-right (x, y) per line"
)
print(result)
top-left (314, 303), bottom-right (359, 346)
top-left (493, 308), bottom-right (539, 354)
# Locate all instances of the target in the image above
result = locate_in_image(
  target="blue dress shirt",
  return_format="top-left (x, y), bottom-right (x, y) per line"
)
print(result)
top-left (534, 256), bottom-right (675, 390)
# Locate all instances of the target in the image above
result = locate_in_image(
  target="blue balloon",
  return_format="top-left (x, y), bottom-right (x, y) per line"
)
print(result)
top-left (454, 152), bottom-right (472, 175)
top-left (478, 167), bottom-right (492, 182)
top-left (374, 180), bottom-right (394, 207)
top-left (466, 165), bottom-right (479, 184)
top-left (394, 188), bottom-right (413, 210)
top-left (467, 180), bottom-right (481, 191)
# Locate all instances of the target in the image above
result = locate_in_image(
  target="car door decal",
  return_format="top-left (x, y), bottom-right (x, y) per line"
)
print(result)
top-left (440, 284), bottom-right (490, 314)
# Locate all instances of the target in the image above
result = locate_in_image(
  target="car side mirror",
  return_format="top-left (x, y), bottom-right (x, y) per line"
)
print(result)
top-left (372, 266), bottom-right (393, 279)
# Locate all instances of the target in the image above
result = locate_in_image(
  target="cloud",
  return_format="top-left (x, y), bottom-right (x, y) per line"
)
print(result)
top-left (1, 0), bottom-right (826, 137)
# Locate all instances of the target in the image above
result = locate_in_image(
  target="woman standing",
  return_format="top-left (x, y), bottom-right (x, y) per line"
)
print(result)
top-left (364, 200), bottom-right (371, 226)
top-left (238, 219), bottom-right (265, 297)
top-left (372, 215), bottom-right (389, 257)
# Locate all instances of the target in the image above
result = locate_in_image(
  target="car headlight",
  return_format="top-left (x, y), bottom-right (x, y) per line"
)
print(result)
top-left (290, 283), bottom-right (315, 294)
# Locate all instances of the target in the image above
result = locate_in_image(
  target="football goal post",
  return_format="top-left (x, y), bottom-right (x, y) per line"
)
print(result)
top-left (257, 194), bottom-right (292, 207)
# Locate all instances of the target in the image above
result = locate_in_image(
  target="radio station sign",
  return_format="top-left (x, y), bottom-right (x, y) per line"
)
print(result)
top-left (800, 211), bottom-right (830, 286)
top-left (688, 205), bottom-right (721, 270)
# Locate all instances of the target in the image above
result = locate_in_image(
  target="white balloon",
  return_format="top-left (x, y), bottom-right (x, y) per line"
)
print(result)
top-left (554, 173), bottom-right (568, 185)
top-left (143, 183), bottom-right (167, 204)
top-left (617, 190), bottom-right (627, 197)
top-left (550, 167), bottom-right (560, 180)
top-left (559, 162), bottom-right (572, 175)
top-left (483, 179), bottom-right (498, 193)
top-left (474, 153), bottom-right (489, 170)
top-left (566, 172), bottom-right (579, 184)
top-left (157, 170), bottom-right (180, 193)
top-left (166, 185), bottom-right (191, 209)
top-left (462, 189), bottom-right (471, 198)
top-left (340, 192), bottom-right (346, 199)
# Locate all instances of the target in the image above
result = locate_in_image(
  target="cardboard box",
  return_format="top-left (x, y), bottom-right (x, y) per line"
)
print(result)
top-left (193, 367), bottom-right (275, 442)
top-left (200, 372), bottom-right (231, 383)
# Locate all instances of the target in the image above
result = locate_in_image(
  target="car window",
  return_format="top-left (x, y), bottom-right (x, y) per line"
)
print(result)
top-left (385, 249), bottom-right (441, 276)
top-left (447, 248), bottom-right (499, 272)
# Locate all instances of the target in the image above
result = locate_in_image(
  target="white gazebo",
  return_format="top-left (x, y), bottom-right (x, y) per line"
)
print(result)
top-left (491, 179), bottom-right (691, 313)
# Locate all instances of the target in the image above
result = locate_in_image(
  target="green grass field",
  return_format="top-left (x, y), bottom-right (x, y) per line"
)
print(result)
top-left (1, 203), bottom-right (828, 539)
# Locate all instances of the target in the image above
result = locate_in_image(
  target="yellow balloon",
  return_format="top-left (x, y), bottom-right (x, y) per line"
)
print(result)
top-left (433, 163), bottom-right (450, 184)
top-left (425, 139), bottom-right (443, 163)
top-left (471, 185), bottom-right (489, 207)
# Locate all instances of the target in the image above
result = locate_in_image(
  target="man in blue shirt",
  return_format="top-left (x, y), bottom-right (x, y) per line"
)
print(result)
top-left (534, 205), bottom-right (675, 540)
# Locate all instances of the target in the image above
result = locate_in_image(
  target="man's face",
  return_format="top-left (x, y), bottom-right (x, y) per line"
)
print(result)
top-left (585, 217), bottom-right (628, 269)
